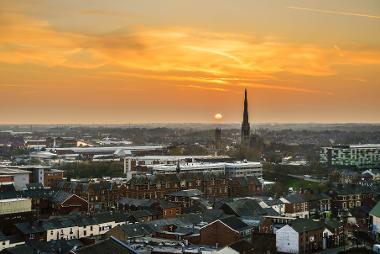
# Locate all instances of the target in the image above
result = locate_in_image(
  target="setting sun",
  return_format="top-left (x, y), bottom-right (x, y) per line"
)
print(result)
top-left (214, 113), bottom-right (223, 120)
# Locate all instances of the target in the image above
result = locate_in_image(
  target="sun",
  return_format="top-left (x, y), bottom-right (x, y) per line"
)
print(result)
top-left (214, 113), bottom-right (223, 120)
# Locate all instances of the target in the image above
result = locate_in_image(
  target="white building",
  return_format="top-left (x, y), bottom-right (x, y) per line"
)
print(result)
top-left (16, 212), bottom-right (130, 242)
top-left (224, 162), bottom-right (262, 178)
top-left (0, 234), bottom-right (25, 251)
top-left (0, 168), bottom-right (30, 190)
top-left (149, 161), bottom-right (262, 178)
top-left (320, 144), bottom-right (380, 168)
top-left (276, 225), bottom-right (299, 253)
top-left (0, 198), bottom-right (32, 215)
top-left (275, 219), bottom-right (330, 253)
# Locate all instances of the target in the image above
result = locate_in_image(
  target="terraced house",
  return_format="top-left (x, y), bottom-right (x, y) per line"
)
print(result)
top-left (15, 212), bottom-right (131, 242)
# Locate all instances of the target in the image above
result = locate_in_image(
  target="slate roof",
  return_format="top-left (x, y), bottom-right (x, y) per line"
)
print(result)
top-left (73, 236), bottom-right (138, 254)
top-left (118, 197), bottom-right (154, 207)
top-left (1, 244), bottom-right (36, 254)
top-left (219, 216), bottom-right (251, 232)
top-left (129, 209), bottom-right (157, 219)
top-left (335, 185), bottom-right (373, 195)
top-left (168, 189), bottom-right (203, 197)
top-left (220, 198), bottom-right (267, 218)
top-left (27, 239), bottom-right (84, 253)
top-left (0, 189), bottom-right (55, 200)
top-left (201, 209), bottom-right (228, 223)
top-left (229, 239), bottom-right (255, 252)
top-left (290, 219), bottom-right (324, 233)
top-left (111, 213), bottom-right (206, 239)
top-left (285, 193), bottom-right (307, 203)
top-left (324, 219), bottom-right (341, 231)
top-left (15, 212), bottom-right (130, 234)
top-left (51, 190), bottom-right (73, 204)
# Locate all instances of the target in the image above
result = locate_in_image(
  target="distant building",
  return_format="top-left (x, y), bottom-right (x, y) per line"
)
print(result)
top-left (241, 89), bottom-right (251, 147)
top-left (46, 137), bottom-right (78, 148)
top-left (214, 128), bottom-right (222, 151)
top-left (149, 161), bottom-right (262, 178)
top-left (9, 166), bottom-right (64, 187)
top-left (0, 168), bottom-right (30, 190)
top-left (320, 144), bottom-right (380, 168)
top-left (44, 169), bottom-right (64, 187)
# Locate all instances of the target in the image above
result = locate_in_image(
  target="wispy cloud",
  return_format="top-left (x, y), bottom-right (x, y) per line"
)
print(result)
top-left (80, 8), bottom-right (129, 17)
top-left (288, 6), bottom-right (380, 20)
top-left (180, 85), bottom-right (227, 92)
top-left (240, 83), bottom-right (334, 95)
top-left (0, 13), bottom-right (379, 97)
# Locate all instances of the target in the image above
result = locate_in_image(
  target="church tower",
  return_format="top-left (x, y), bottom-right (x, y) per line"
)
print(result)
top-left (241, 89), bottom-right (251, 146)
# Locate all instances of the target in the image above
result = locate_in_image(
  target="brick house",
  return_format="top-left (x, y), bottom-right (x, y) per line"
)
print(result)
top-left (117, 197), bottom-right (180, 219)
top-left (165, 189), bottom-right (203, 208)
top-left (228, 176), bottom-right (262, 197)
top-left (330, 185), bottom-right (374, 217)
top-left (50, 191), bottom-right (88, 215)
top-left (199, 216), bottom-right (252, 247)
top-left (280, 193), bottom-right (309, 218)
top-left (44, 169), bottom-right (64, 187)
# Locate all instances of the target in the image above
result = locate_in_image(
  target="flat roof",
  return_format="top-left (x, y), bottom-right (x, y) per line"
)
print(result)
top-left (48, 145), bottom-right (166, 153)
top-left (350, 144), bottom-right (380, 148)
top-left (0, 198), bottom-right (30, 203)
top-left (323, 144), bottom-right (380, 149)
top-left (132, 155), bottom-right (230, 160)
top-left (151, 161), bottom-right (261, 171)
top-left (0, 168), bottom-right (31, 175)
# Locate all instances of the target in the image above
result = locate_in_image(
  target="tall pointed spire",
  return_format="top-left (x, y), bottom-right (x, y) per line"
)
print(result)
top-left (241, 89), bottom-right (251, 146)
top-left (243, 88), bottom-right (249, 124)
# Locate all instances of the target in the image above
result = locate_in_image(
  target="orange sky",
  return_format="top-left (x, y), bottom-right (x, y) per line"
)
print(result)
top-left (0, 0), bottom-right (379, 124)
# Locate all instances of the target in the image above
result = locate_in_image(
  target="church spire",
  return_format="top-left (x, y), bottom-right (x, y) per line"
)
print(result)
top-left (243, 88), bottom-right (249, 124)
top-left (241, 89), bottom-right (251, 146)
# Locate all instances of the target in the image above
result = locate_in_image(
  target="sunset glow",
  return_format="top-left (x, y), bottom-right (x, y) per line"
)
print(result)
top-left (0, 0), bottom-right (379, 124)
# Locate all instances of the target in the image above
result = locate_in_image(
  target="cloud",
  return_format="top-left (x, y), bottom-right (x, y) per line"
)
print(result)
top-left (239, 83), bottom-right (334, 95)
top-left (288, 6), bottom-right (380, 20)
top-left (0, 13), bottom-right (379, 96)
top-left (180, 85), bottom-right (228, 92)
top-left (80, 8), bottom-right (128, 17)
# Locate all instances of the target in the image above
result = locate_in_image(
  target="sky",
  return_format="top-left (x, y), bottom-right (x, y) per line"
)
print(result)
top-left (0, 0), bottom-right (379, 124)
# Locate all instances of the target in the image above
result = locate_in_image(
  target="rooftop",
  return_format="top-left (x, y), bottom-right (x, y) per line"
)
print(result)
top-left (0, 168), bottom-right (31, 175)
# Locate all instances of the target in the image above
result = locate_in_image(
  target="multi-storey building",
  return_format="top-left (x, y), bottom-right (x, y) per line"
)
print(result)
top-left (56, 172), bottom-right (229, 211)
top-left (320, 144), bottom-right (380, 168)
top-left (330, 186), bottom-right (374, 212)
top-left (280, 193), bottom-right (310, 219)
top-left (149, 161), bottom-right (262, 178)
top-left (125, 173), bottom-right (229, 199)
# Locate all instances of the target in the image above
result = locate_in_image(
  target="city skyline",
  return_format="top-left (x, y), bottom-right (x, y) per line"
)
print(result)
top-left (0, 0), bottom-right (379, 124)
